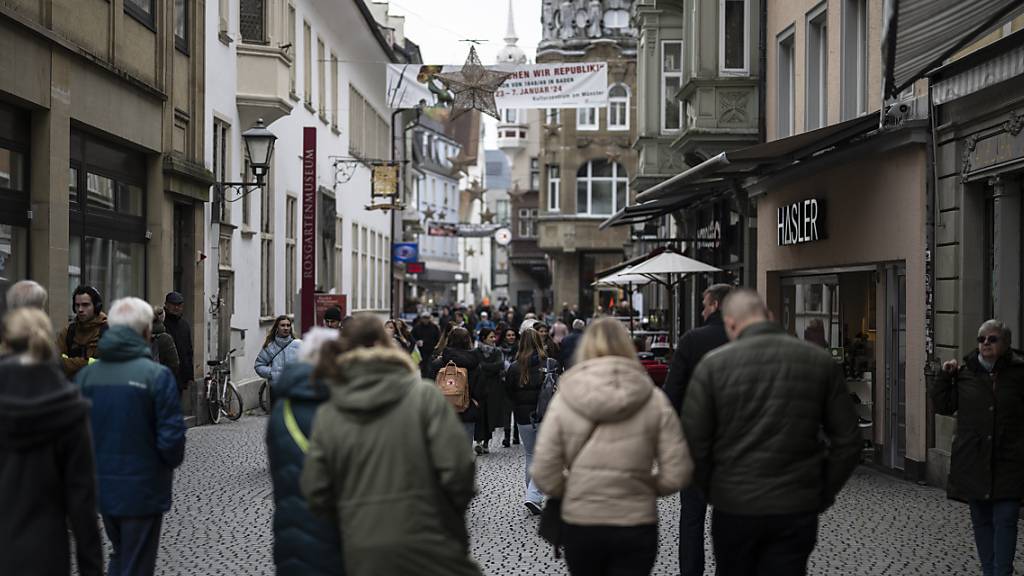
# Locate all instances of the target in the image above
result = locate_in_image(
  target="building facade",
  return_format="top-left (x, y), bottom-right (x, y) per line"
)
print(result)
top-left (204, 0), bottom-right (396, 402)
top-left (536, 0), bottom-right (638, 317)
top-left (0, 0), bottom-right (211, 416)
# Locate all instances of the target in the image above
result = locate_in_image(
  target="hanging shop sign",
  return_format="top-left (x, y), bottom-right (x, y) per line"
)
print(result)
top-left (406, 262), bottom-right (426, 274)
top-left (494, 227), bottom-right (512, 246)
top-left (386, 62), bottom-right (608, 110)
top-left (391, 242), bottom-right (419, 263)
top-left (428, 222), bottom-right (458, 237)
top-left (371, 163), bottom-right (400, 197)
top-left (777, 198), bottom-right (827, 246)
top-left (301, 127), bottom-right (317, 334)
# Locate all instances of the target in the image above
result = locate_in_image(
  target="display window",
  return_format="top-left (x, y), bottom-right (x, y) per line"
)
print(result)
top-left (0, 103), bottom-right (31, 317)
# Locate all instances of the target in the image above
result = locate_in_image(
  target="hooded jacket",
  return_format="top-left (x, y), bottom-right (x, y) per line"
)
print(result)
top-left (266, 363), bottom-right (343, 576)
top-left (429, 347), bottom-right (483, 423)
top-left (151, 318), bottom-right (180, 376)
top-left (76, 325), bottom-right (187, 516)
top-left (300, 346), bottom-right (481, 576)
top-left (931, 348), bottom-right (1024, 501)
top-left (57, 312), bottom-right (108, 379)
top-left (0, 357), bottom-right (103, 576)
top-left (530, 356), bottom-right (691, 527)
top-left (256, 336), bottom-right (303, 385)
top-left (682, 322), bottom-right (861, 516)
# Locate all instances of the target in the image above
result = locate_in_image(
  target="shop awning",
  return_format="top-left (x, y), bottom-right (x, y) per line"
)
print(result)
top-left (604, 115), bottom-right (878, 228)
top-left (930, 31), bottom-right (1024, 105)
top-left (881, 0), bottom-right (1024, 99)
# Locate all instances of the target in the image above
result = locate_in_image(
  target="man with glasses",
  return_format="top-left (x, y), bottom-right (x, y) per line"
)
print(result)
top-left (932, 319), bottom-right (1024, 576)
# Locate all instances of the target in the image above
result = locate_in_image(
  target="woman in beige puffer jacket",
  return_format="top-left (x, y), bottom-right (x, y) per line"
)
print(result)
top-left (531, 317), bottom-right (692, 576)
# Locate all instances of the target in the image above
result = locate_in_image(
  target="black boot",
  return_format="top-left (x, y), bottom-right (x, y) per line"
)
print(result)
top-left (502, 428), bottom-right (511, 448)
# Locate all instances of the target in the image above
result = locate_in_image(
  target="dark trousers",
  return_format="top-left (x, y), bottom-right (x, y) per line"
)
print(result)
top-left (969, 499), bottom-right (1021, 576)
top-left (679, 486), bottom-right (708, 575)
top-left (563, 523), bottom-right (658, 576)
top-left (711, 510), bottom-right (818, 576)
top-left (102, 514), bottom-right (163, 576)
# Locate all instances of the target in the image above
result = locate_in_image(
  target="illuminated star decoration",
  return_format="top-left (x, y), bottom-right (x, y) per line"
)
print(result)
top-left (480, 208), bottom-right (496, 224)
top-left (448, 151), bottom-right (474, 177)
top-left (436, 46), bottom-right (513, 120)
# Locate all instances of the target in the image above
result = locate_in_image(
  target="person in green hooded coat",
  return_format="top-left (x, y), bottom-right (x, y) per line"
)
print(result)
top-left (300, 314), bottom-right (481, 576)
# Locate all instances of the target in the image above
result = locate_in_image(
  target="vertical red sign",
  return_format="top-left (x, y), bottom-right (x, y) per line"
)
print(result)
top-left (301, 127), bottom-right (316, 335)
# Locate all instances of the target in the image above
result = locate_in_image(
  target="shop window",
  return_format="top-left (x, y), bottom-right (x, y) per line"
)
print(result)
top-left (842, 0), bottom-right (868, 120)
top-left (720, 0), bottom-right (749, 74)
top-left (777, 28), bottom-right (796, 138)
top-left (126, 0), bottom-right (155, 29)
top-left (576, 160), bottom-right (627, 216)
top-left (608, 84), bottom-right (630, 131)
top-left (240, 0), bottom-right (266, 44)
top-left (806, 4), bottom-right (828, 130)
top-left (662, 41), bottom-right (683, 132)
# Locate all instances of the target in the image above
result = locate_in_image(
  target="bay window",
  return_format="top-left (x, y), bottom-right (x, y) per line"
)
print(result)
top-left (576, 160), bottom-right (627, 217)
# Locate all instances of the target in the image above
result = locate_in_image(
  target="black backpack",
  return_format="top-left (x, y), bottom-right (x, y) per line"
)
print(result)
top-left (533, 357), bottom-right (562, 424)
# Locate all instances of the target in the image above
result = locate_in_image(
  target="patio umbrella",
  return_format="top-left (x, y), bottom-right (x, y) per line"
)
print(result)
top-left (623, 251), bottom-right (721, 347)
top-left (592, 269), bottom-right (658, 336)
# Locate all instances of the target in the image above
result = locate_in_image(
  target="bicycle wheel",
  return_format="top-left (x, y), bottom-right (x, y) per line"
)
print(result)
top-left (205, 377), bottom-right (221, 425)
top-left (223, 381), bottom-right (244, 421)
top-left (258, 381), bottom-right (269, 413)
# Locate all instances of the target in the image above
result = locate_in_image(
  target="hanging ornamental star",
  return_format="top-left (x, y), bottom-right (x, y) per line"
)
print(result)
top-left (480, 207), bottom-right (496, 224)
top-left (466, 179), bottom-right (486, 203)
top-left (466, 247), bottom-right (476, 257)
top-left (436, 46), bottom-right (513, 120)
top-left (448, 151), bottom-right (474, 177)
top-left (422, 207), bottom-right (436, 221)
top-left (508, 180), bottom-right (527, 198)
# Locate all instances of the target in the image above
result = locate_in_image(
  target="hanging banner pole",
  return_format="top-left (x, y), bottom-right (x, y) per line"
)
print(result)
top-left (301, 127), bottom-right (316, 335)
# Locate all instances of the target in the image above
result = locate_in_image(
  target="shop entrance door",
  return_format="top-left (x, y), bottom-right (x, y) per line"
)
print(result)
top-left (884, 264), bottom-right (907, 470)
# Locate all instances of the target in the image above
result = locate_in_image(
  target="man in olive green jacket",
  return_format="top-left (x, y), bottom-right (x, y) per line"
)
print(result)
top-left (682, 289), bottom-right (860, 576)
top-left (300, 344), bottom-right (481, 576)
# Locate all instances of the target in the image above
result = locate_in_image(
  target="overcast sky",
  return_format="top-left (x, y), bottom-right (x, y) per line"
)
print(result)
top-left (386, 0), bottom-right (542, 148)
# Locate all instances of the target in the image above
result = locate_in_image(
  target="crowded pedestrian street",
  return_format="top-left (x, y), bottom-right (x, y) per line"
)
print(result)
top-left (73, 414), bottom-right (1019, 576)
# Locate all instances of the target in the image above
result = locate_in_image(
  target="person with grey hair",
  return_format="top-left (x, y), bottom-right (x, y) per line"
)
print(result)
top-left (664, 282), bottom-right (733, 575)
top-left (932, 319), bottom-right (1024, 576)
top-left (5, 279), bottom-right (47, 311)
top-left (681, 288), bottom-right (860, 576)
top-left (75, 297), bottom-right (186, 576)
top-left (267, 327), bottom-right (343, 575)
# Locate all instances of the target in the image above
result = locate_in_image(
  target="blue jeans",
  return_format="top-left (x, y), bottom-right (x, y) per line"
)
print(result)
top-left (102, 514), bottom-right (163, 576)
top-left (679, 486), bottom-right (708, 575)
top-left (969, 499), bottom-right (1020, 576)
top-left (516, 422), bottom-right (544, 505)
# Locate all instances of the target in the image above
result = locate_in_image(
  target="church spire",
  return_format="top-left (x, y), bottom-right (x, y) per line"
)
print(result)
top-left (504, 0), bottom-right (518, 46)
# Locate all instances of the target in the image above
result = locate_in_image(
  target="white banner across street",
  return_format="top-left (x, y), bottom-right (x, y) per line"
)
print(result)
top-left (386, 62), bottom-right (608, 110)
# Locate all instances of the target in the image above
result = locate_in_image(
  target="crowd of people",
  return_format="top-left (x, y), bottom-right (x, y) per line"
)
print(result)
top-left (0, 279), bottom-right (1020, 576)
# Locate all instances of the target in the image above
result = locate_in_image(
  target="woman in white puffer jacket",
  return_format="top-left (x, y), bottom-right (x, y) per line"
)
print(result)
top-left (531, 317), bottom-right (693, 576)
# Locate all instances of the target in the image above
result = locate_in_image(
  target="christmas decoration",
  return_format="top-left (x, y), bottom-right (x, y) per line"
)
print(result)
top-left (466, 179), bottom-right (486, 203)
top-left (436, 46), bottom-right (513, 120)
top-left (423, 207), bottom-right (436, 221)
top-left (480, 207), bottom-right (497, 224)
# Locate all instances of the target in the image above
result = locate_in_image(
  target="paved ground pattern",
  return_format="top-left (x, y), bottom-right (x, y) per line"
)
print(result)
top-left (77, 415), bottom-right (1020, 575)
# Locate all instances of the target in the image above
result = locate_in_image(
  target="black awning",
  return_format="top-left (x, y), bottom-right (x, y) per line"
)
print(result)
top-left (881, 0), bottom-right (1024, 99)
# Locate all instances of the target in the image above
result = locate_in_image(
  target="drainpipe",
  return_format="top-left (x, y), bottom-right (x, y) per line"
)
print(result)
top-left (924, 83), bottom-right (939, 468)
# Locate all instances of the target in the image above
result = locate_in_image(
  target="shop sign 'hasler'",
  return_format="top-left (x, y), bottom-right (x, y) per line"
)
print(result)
top-left (777, 198), bottom-right (826, 246)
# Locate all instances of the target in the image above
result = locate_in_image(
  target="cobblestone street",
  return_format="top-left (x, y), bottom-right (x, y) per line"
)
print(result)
top-left (92, 415), bottom-right (1020, 575)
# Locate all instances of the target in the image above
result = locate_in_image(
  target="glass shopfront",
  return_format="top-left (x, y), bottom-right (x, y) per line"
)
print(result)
top-left (0, 103), bottom-right (31, 317)
top-left (69, 130), bottom-right (148, 305)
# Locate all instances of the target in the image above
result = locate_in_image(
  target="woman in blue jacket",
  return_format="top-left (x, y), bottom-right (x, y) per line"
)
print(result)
top-left (267, 327), bottom-right (344, 576)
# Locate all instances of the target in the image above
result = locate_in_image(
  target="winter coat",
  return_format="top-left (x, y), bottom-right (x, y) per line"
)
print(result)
top-left (57, 312), bottom-right (108, 379)
top-left (930, 349), bottom-right (1024, 501)
top-left (151, 318), bottom-right (180, 375)
top-left (0, 357), bottom-right (103, 576)
top-left (76, 326), bottom-right (187, 516)
top-left (531, 356), bottom-right (692, 527)
top-left (682, 321), bottom-right (861, 516)
top-left (663, 311), bottom-right (729, 414)
top-left (163, 311), bottom-right (194, 386)
top-left (477, 344), bottom-right (506, 434)
top-left (558, 330), bottom-right (583, 370)
top-left (267, 363), bottom-right (343, 576)
top-left (256, 337), bottom-right (302, 386)
top-left (412, 321), bottom-right (441, 361)
top-left (300, 346), bottom-right (482, 576)
top-left (505, 353), bottom-right (551, 425)
top-left (429, 348), bottom-right (483, 423)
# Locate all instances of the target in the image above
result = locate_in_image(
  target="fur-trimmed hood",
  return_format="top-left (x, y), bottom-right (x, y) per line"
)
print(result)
top-left (328, 345), bottom-right (421, 413)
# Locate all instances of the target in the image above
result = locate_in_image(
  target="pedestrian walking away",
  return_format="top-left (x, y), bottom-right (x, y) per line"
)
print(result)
top-left (300, 314), bottom-right (482, 576)
top-left (429, 327), bottom-right (484, 445)
top-left (255, 315), bottom-right (302, 408)
top-left (163, 291), bottom-right (194, 392)
top-left (475, 327), bottom-right (505, 454)
top-left (681, 289), bottom-right (860, 576)
top-left (76, 297), bottom-right (187, 576)
top-left (663, 283), bottom-right (732, 576)
top-left (0, 307), bottom-right (103, 576)
top-left (505, 328), bottom-right (551, 514)
top-left (413, 312), bottom-right (442, 377)
top-left (267, 328), bottom-right (344, 576)
top-left (558, 319), bottom-right (585, 371)
top-left (931, 319), bottom-right (1024, 576)
top-left (58, 285), bottom-right (108, 379)
top-left (150, 305), bottom-right (180, 376)
top-left (532, 317), bottom-right (691, 576)
top-left (498, 326), bottom-right (520, 447)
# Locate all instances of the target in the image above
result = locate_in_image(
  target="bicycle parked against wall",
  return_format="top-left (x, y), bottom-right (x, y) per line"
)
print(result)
top-left (205, 348), bottom-right (243, 424)
top-left (258, 379), bottom-right (272, 413)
